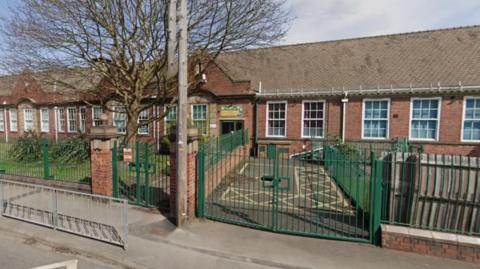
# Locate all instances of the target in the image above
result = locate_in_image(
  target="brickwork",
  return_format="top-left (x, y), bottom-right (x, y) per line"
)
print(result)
top-left (256, 95), bottom-right (480, 156)
top-left (382, 225), bottom-right (480, 263)
top-left (90, 141), bottom-right (113, 197)
top-left (169, 140), bottom-right (199, 223)
top-left (1, 60), bottom-right (480, 156)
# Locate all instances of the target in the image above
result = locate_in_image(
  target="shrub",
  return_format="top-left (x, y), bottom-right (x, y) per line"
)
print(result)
top-left (159, 136), bottom-right (171, 154)
top-left (8, 131), bottom-right (43, 162)
top-left (50, 138), bottom-right (90, 163)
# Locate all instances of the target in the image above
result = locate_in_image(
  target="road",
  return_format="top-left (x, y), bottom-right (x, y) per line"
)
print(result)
top-left (0, 229), bottom-right (115, 269)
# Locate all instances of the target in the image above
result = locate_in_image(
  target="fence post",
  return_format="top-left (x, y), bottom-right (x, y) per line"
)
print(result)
top-left (52, 189), bottom-right (58, 229)
top-left (112, 141), bottom-right (118, 198)
top-left (123, 199), bottom-right (129, 250)
top-left (197, 144), bottom-right (205, 217)
top-left (0, 181), bottom-right (3, 216)
top-left (143, 143), bottom-right (150, 206)
top-left (42, 139), bottom-right (50, 180)
top-left (370, 159), bottom-right (383, 245)
top-left (135, 141), bottom-right (141, 204)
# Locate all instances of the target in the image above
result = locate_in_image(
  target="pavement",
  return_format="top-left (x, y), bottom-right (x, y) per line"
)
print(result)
top-left (0, 206), bottom-right (478, 269)
top-left (0, 229), bottom-right (115, 269)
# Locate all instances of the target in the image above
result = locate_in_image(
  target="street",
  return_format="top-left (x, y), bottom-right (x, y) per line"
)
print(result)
top-left (0, 229), bottom-right (115, 269)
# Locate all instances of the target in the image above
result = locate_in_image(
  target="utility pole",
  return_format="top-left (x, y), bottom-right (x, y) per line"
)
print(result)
top-left (167, 0), bottom-right (177, 80)
top-left (176, 0), bottom-right (188, 226)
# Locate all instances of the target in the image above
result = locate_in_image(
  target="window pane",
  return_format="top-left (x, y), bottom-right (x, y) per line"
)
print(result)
top-left (67, 108), bottom-right (77, 132)
top-left (268, 102), bottom-right (287, 137)
top-left (410, 99), bottom-right (439, 139)
top-left (363, 100), bottom-right (388, 138)
top-left (302, 101), bottom-right (324, 138)
top-left (113, 106), bottom-right (127, 134)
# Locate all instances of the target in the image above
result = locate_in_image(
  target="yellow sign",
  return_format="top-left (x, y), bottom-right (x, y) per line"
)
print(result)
top-left (220, 105), bottom-right (244, 118)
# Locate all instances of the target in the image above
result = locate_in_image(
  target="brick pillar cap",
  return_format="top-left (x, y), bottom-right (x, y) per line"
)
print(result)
top-left (89, 125), bottom-right (121, 140)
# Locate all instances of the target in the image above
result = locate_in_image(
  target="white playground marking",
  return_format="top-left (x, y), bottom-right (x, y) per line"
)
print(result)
top-left (219, 164), bottom-right (353, 214)
top-left (31, 260), bottom-right (78, 269)
top-left (294, 167), bottom-right (300, 195)
top-left (239, 162), bottom-right (249, 174)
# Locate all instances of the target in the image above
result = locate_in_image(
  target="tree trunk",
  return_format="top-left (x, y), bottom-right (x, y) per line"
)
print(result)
top-left (124, 109), bottom-right (140, 146)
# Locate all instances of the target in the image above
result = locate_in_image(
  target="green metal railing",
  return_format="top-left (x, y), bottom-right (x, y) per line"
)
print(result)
top-left (197, 145), bottom-right (383, 244)
top-left (323, 145), bottom-right (373, 211)
top-left (201, 129), bottom-right (249, 167)
top-left (0, 140), bottom-right (91, 184)
top-left (380, 152), bottom-right (480, 237)
top-left (112, 141), bottom-right (170, 207)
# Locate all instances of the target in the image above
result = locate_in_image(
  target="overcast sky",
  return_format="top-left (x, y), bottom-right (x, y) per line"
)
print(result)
top-left (0, 0), bottom-right (478, 45)
top-left (284, 0), bottom-right (480, 44)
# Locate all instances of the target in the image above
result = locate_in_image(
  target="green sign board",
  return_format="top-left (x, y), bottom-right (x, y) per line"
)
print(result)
top-left (220, 105), bottom-right (244, 118)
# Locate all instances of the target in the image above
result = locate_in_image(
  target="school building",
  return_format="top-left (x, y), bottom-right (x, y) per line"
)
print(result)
top-left (1, 26), bottom-right (480, 155)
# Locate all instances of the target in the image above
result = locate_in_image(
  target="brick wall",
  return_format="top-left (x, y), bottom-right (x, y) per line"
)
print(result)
top-left (382, 225), bottom-right (480, 263)
top-left (169, 141), bottom-right (199, 223)
top-left (256, 96), bottom-right (480, 156)
top-left (90, 142), bottom-right (113, 197)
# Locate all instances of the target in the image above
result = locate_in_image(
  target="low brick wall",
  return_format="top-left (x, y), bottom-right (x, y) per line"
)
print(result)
top-left (381, 224), bottom-right (480, 263)
top-left (0, 174), bottom-right (91, 193)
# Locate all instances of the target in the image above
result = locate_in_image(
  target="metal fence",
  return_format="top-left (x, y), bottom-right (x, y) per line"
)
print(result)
top-left (0, 179), bottom-right (128, 248)
top-left (323, 146), bottom-right (373, 212)
top-left (201, 129), bottom-right (249, 168)
top-left (198, 145), bottom-right (383, 244)
top-left (0, 140), bottom-right (91, 184)
top-left (113, 141), bottom-right (170, 207)
top-left (380, 152), bottom-right (480, 237)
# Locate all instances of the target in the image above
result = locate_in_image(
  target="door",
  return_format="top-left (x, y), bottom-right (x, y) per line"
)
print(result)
top-left (221, 120), bottom-right (244, 135)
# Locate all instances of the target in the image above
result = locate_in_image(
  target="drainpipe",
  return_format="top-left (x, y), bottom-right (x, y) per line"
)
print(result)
top-left (254, 82), bottom-right (262, 155)
top-left (54, 106), bottom-right (58, 143)
top-left (3, 102), bottom-right (8, 143)
top-left (341, 92), bottom-right (349, 143)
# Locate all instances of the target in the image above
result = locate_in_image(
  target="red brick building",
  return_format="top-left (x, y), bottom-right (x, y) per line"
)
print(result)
top-left (1, 26), bottom-right (480, 156)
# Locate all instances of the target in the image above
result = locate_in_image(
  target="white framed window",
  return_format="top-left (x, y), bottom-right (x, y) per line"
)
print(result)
top-left (266, 101), bottom-right (287, 137)
top-left (92, 106), bottom-right (103, 127)
top-left (461, 97), bottom-right (480, 142)
top-left (9, 109), bottom-right (17, 132)
top-left (57, 108), bottom-right (65, 132)
top-left (40, 108), bottom-right (49, 133)
top-left (302, 100), bottom-right (325, 138)
top-left (362, 99), bottom-right (390, 139)
top-left (409, 98), bottom-right (441, 141)
top-left (79, 107), bottom-right (86, 133)
top-left (0, 110), bottom-right (4, 132)
top-left (192, 104), bottom-right (208, 136)
top-left (23, 109), bottom-right (34, 131)
top-left (67, 107), bottom-right (77, 133)
top-left (165, 105), bottom-right (177, 135)
top-left (113, 106), bottom-right (127, 134)
top-left (138, 109), bottom-right (149, 135)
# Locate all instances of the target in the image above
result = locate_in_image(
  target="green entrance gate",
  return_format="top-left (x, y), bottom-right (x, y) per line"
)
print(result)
top-left (197, 145), bottom-right (383, 244)
top-left (112, 141), bottom-right (170, 208)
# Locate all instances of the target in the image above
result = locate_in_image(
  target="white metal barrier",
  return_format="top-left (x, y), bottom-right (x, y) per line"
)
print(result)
top-left (0, 179), bottom-right (128, 248)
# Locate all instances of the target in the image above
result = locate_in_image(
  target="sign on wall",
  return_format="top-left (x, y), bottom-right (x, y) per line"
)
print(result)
top-left (220, 105), bottom-right (244, 118)
top-left (123, 148), bottom-right (133, 162)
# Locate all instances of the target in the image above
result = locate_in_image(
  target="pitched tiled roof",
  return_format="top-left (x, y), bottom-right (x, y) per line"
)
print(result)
top-left (215, 26), bottom-right (480, 96)
top-left (0, 68), bottom-right (102, 104)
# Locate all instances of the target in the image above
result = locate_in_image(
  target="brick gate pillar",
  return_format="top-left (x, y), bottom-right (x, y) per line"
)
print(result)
top-left (170, 129), bottom-right (198, 226)
top-left (89, 115), bottom-right (120, 197)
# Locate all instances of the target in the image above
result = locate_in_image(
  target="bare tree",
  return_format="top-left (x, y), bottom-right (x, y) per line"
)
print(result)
top-left (1, 0), bottom-right (290, 143)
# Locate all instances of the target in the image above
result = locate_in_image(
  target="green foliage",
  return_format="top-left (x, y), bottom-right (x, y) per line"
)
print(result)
top-left (8, 131), bottom-right (43, 162)
top-left (50, 138), bottom-right (90, 163)
top-left (159, 136), bottom-right (171, 153)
